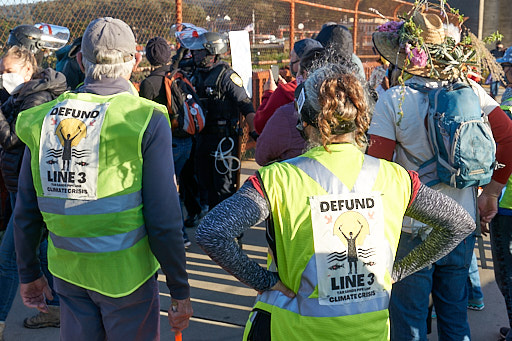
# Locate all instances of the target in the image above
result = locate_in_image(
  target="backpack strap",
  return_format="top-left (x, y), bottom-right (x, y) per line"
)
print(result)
top-left (403, 84), bottom-right (442, 186)
top-left (153, 65), bottom-right (173, 78)
top-left (406, 83), bottom-right (427, 93)
top-left (215, 65), bottom-right (230, 95)
top-left (166, 70), bottom-right (194, 90)
top-left (203, 63), bottom-right (230, 99)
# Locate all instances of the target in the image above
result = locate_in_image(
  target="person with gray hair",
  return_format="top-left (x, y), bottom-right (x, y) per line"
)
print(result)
top-left (13, 17), bottom-right (192, 339)
top-left (196, 63), bottom-right (475, 340)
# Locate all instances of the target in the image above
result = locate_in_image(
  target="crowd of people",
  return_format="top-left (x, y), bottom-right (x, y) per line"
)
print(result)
top-left (0, 0), bottom-right (510, 340)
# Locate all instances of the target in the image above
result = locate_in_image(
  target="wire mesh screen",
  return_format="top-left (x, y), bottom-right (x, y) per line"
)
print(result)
top-left (0, 0), bottom-right (415, 57)
top-left (0, 0), bottom-right (177, 46)
top-left (0, 0), bottom-right (415, 160)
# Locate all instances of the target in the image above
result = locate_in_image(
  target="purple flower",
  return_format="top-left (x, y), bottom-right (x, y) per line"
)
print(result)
top-left (377, 21), bottom-right (404, 33)
top-left (405, 44), bottom-right (428, 67)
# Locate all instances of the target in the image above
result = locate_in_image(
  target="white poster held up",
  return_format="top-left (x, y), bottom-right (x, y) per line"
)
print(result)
top-left (228, 30), bottom-right (252, 98)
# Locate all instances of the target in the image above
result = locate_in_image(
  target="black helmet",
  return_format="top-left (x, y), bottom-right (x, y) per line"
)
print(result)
top-left (187, 31), bottom-right (228, 55)
top-left (202, 32), bottom-right (228, 55)
top-left (7, 25), bottom-right (43, 54)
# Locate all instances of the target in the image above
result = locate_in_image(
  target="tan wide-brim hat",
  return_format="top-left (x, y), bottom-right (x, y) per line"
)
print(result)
top-left (372, 12), bottom-right (455, 80)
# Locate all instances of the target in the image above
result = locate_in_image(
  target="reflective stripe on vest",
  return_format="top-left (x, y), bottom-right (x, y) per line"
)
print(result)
top-left (286, 155), bottom-right (380, 194)
top-left (257, 154), bottom-right (391, 317)
top-left (38, 190), bottom-right (142, 215)
top-left (256, 250), bottom-right (389, 317)
top-left (49, 224), bottom-right (146, 253)
top-left (16, 92), bottom-right (164, 297)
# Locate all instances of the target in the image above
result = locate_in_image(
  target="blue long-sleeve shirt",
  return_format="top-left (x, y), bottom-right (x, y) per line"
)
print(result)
top-left (13, 77), bottom-right (190, 299)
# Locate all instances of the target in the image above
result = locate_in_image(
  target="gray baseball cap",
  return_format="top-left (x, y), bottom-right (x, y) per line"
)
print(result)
top-left (81, 17), bottom-right (136, 64)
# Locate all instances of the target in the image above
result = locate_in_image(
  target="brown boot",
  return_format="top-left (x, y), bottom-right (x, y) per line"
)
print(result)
top-left (23, 306), bottom-right (60, 329)
top-left (0, 321), bottom-right (5, 341)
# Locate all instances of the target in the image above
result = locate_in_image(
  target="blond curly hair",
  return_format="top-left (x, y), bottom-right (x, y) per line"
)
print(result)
top-left (303, 64), bottom-right (370, 151)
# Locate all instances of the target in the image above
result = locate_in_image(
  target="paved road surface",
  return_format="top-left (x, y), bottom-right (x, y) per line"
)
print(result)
top-left (4, 84), bottom-right (510, 340)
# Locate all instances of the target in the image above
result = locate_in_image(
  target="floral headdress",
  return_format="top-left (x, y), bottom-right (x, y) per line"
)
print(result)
top-left (372, 0), bottom-right (477, 82)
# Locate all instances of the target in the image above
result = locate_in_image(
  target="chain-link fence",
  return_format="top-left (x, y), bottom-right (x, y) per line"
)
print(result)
top-left (0, 0), bottom-right (419, 64)
top-left (0, 1), bottom-right (176, 46)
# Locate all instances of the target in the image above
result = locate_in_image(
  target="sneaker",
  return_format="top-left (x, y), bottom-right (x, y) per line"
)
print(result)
top-left (184, 239), bottom-right (192, 248)
top-left (198, 207), bottom-right (209, 219)
top-left (236, 235), bottom-right (243, 249)
top-left (500, 327), bottom-right (511, 339)
top-left (0, 321), bottom-right (5, 341)
top-left (184, 215), bottom-right (199, 228)
top-left (467, 301), bottom-right (485, 311)
top-left (23, 305), bottom-right (60, 329)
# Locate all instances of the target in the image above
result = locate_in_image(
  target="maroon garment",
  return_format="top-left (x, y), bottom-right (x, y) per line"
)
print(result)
top-left (254, 80), bottom-right (297, 134)
top-left (255, 102), bottom-right (306, 166)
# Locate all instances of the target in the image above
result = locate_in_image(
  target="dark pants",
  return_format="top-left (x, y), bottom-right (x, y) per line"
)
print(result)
top-left (0, 192), bottom-right (58, 321)
top-left (389, 233), bottom-right (474, 341)
top-left (195, 133), bottom-right (239, 209)
top-left (172, 136), bottom-right (193, 240)
top-left (180, 140), bottom-right (205, 217)
top-left (55, 276), bottom-right (160, 341)
top-left (490, 81), bottom-right (500, 98)
top-left (490, 214), bottom-right (512, 340)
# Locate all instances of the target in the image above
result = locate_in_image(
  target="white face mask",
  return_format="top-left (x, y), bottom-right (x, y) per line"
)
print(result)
top-left (0, 72), bottom-right (26, 94)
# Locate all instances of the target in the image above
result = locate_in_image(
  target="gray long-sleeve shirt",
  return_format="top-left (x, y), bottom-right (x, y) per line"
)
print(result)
top-left (196, 175), bottom-right (475, 292)
top-left (13, 77), bottom-right (190, 299)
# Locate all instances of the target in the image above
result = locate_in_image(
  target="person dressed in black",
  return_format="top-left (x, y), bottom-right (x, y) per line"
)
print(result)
top-left (139, 37), bottom-right (173, 104)
top-left (342, 227), bottom-right (362, 274)
top-left (187, 31), bottom-right (257, 210)
top-left (139, 37), bottom-right (195, 247)
top-left (58, 126), bottom-right (81, 171)
top-left (490, 41), bottom-right (507, 99)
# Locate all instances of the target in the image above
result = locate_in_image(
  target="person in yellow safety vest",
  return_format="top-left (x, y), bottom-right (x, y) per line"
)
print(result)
top-left (13, 17), bottom-right (192, 340)
top-left (491, 47), bottom-right (512, 341)
top-left (196, 63), bottom-right (476, 340)
top-left (498, 47), bottom-right (512, 119)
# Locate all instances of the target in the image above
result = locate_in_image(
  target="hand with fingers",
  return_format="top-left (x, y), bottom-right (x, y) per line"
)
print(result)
top-left (258, 280), bottom-right (296, 299)
top-left (168, 297), bottom-right (193, 334)
top-left (263, 71), bottom-right (278, 92)
top-left (478, 180), bottom-right (504, 236)
top-left (20, 276), bottom-right (53, 313)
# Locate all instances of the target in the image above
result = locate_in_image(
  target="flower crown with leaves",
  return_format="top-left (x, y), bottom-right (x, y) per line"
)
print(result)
top-left (373, 0), bottom-right (477, 82)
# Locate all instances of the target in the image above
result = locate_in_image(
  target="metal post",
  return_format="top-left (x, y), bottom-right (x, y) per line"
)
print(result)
top-left (478, 0), bottom-right (484, 40)
top-left (252, 10), bottom-right (256, 44)
top-left (176, 0), bottom-right (182, 26)
top-left (353, 0), bottom-right (361, 54)
top-left (290, 0), bottom-right (295, 52)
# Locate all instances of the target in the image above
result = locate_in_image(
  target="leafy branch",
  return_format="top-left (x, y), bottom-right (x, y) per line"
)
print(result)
top-left (483, 31), bottom-right (504, 44)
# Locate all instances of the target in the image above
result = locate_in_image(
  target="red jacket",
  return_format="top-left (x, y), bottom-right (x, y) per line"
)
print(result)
top-left (254, 80), bottom-right (297, 134)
